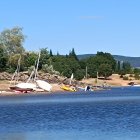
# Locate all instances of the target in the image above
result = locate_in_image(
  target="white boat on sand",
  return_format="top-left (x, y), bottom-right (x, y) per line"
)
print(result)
top-left (16, 83), bottom-right (36, 89)
top-left (36, 80), bottom-right (52, 92)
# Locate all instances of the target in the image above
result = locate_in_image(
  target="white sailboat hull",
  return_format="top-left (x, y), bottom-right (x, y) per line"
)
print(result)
top-left (16, 83), bottom-right (36, 89)
top-left (36, 80), bottom-right (52, 91)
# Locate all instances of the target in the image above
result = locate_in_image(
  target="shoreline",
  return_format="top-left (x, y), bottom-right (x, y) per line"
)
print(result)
top-left (1, 73), bottom-right (140, 97)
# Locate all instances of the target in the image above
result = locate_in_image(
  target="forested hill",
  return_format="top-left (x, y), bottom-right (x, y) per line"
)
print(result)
top-left (77, 54), bottom-right (140, 68)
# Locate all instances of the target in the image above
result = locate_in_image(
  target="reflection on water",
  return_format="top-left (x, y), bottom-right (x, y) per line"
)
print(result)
top-left (0, 87), bottom-right (140, 140)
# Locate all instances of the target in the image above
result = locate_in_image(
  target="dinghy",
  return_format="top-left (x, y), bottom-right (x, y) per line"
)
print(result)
top-left (36, 80), bottom-right (52, 92)
top-left (10, 83), bottom-right (36, 92)
top-left (16, 83), bottom-right (36, 89)
top-left (60, 85), bottom-right (76, 92)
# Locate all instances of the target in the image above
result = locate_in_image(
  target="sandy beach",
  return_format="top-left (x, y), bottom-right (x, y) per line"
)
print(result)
top-left (0, 83), bottom-right (64, 96)
top-left (0, 74), bottom-right (140, 96)
top-left (81, 74), bottom-right (140, 87)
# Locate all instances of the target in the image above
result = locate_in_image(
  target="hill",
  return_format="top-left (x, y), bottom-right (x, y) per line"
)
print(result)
top-left (77, 54), bottom-right (140, 68)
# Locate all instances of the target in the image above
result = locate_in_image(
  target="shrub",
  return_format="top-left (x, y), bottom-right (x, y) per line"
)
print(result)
top-left (123, 76), bottom-right (129, 80)
top-left (134, 73), bottom-right (140, 80)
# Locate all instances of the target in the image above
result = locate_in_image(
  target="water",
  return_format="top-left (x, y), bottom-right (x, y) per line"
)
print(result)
top-left (0, 87), bottom-right (140, 140)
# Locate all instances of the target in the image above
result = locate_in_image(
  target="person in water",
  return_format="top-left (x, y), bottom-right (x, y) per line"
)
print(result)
top-left (85, 85), bottom-right (91, 91)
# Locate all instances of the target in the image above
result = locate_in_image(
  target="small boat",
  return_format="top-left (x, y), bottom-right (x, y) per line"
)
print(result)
top-left (9, 86), bottom-right (33, 93)
top-left (10, 83), bottom-right (36, 93)
top-left (16, 83), bottom-right (37, 89)
top-left (36, 80), bottom-right (52, 92)
top-left (60, 85), bottom-right (76, 92)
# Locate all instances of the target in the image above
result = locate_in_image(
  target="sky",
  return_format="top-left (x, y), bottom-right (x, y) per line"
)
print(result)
top-left (0, 0), bottom-right (140, 56)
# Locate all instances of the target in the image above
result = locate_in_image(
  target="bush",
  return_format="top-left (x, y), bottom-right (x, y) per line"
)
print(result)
top-left (129, 74), bottom-right (133, 77)
top-left (74, 69), bottom-right (85, 80)
top-left (134, 73), bottom-right (140, 80)
top-left (28, 66), bottom-right (35, 75)
top-left (123, 76), bottom-right (129, 80)
top-left (42, 64), bottom-right (60, 75)
top-left (5, 67), bottom-right (16, 73)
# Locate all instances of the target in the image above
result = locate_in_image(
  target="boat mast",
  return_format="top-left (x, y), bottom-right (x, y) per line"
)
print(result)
top-left (34, 52), bottom-right (40, 81)
top-left (69, 73), bottom-right (73, 85)
top-left (16, 55), bottom-right (21, 83)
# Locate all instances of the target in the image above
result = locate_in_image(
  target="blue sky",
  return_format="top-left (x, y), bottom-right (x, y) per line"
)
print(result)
top-left (0, 0), bottom-right (140, 56)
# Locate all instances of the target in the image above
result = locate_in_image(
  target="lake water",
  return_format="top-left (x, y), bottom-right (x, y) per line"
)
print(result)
top-left (0, 87), bottom-right (140, 140)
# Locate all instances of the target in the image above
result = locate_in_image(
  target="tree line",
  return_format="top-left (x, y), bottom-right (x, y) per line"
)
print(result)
top-left (0, 27), bottom-right (138, 80)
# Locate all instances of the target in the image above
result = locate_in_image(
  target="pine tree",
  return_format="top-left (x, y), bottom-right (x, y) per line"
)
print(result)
top-left (49, 49), bottom-right (53, 57)
top-left (69, 48), bottom-right (78, 61)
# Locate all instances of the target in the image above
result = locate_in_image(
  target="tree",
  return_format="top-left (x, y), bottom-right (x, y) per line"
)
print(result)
top-left (122, 62), bottom-right (132, 74)
top-left (10, 54), bottom-right (20, 68)
top-left (96, 52), bottom-right (116, 71)
top-left (134, 68), bottom-right (140, 74)
top-left (98, 64), bottom-right (112, 79)
top-left (116, 60), bottom-right (121, 72)
top-left (69, 48), bottom-right (78, 61)
top-left (39, 48), bottom-right (50, 69)
top-left (79, 59), bottom-right (87, 69)
top-left (74, 69), bottom-right (85, 80)
top-left (0, 27), bottom-right (25, 54)
top-left (86, 56), bottom-right (98, 77)
top-left (52, 55), bottom-right (80, 78)
top-left (24, 52), bottom-right (38, 69)
top-left (0, 47), bottom-right (8, 71)
top-left (49, 49), bottom-right (53, 57)
top-left (86, 52), bottom-right (116, 78)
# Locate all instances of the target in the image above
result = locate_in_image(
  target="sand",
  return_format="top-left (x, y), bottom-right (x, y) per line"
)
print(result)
top-left (0, 74), bottom-right (140, 96)
top-left (81, 74), bottom-right (140, 86)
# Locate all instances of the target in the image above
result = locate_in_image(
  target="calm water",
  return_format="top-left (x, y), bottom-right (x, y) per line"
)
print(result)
top-left (0, 87), bottom-right (140, 140)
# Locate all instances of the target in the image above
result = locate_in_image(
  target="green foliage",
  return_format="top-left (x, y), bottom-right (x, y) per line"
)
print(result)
top-left (116, 61), bottom-right (121, 72)
top-left (51, 55), bottom-right (80, 78)
top-left (69, 48), bottom-right (78, 61)
top-left (0, 27), bottom-right (133, 80)
top-left (86, 52), bottom-right (116, 78)
top-left (134, 68), bottom-right (140, 74)
top-left (8, 54), bottom-right (25, 71)
top-left (74, 69), bottom-right (85, 80)
top-left (79, 59), bottom-right (87, 69)
top-left (122, 62), bottom-right (132, 74)
top-left (0, 47), bottom-right (8, 71)
top-left (62, 66), bottom-right (72, 78)
top-left (39, 48), bottom-right (49, 69)
top-left (24, 52), bottom-right (38, 69)
top-left (98, 64), bottom-right (112, 79)
top-left (96, 52), bottom-right (116, 71)
top-left (0, 27), bottom-right (25, 54)
top-left (42, 64), bottom-right (60, 75)
top-left (28, 66), bottom-right (35, 75)
top-left (134, 73), bottom-right (140, 80)
top-left (49, 49), bottom-right (53, 57)
top-left (86, 57), bottom-right (96, 77)
top-left (5, 67), bottom-right (15, 73)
